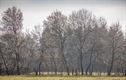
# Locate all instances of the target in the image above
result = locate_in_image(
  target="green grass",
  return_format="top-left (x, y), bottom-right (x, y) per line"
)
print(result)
top-left (0, 75), bottom-right (126, 80)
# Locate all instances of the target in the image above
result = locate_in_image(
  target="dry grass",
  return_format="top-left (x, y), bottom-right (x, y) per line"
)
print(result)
top-left (0, 76), bottom-right (126, 80)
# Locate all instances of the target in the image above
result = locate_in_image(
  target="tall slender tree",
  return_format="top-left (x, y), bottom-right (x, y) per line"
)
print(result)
top-left (107, 23), bottom-right (124, 75)
top-left (1, 6), bottom-right (23, 75)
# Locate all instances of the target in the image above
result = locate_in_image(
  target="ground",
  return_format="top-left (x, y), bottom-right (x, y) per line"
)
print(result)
top-left (0, 76), bottom-right (126, 80)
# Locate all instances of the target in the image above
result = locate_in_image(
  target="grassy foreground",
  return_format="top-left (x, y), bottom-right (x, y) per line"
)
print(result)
top-left (0, 76), bottom-right (126, 80)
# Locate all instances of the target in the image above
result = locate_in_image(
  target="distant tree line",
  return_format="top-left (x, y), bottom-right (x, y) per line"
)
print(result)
top-left (0, 6), bottom-right (126, 76)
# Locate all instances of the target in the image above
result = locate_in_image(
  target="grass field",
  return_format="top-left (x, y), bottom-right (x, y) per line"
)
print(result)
top-left (0, 76), bottom-right (126, 80)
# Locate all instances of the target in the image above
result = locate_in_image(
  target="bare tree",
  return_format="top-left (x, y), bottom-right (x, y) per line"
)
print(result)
top-left (69, 9), bottom-right (94, 75)
top-left (107, 23), bottom-right (124, 75)
top-left (43, 11), bottom-right (70, 75)
top-left (1, 6), bottom-right (23, 75)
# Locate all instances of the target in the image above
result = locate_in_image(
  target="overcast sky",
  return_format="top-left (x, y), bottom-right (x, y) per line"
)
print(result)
top-left (0, 0), bottom-right (126, 32)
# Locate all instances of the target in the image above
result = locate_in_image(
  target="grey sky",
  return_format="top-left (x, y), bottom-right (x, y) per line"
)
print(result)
top-left (0, 0), bottom-right (126, 31)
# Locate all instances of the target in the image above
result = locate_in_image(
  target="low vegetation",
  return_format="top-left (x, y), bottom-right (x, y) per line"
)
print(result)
top-left (0, 76), bottom-right (126, 80)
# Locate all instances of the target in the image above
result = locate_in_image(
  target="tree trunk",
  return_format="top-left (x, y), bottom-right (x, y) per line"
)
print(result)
top-left (89, 64), bottom-right (93, 75)
top-left (53, 58), bottom-right (57, 75)
top-left (75, 68), bottom-right (78, 76)
top-left (54, 65), bottom-right (57, 75)
top-left (34, 68), bottom-right (38, 75)
top-left (62, 55), bottom-right (70, 75)
top-left (16, 53), bottom-right (20, 75)
top-left (86, 44), bottom-right (94, 75)
top-left (50, 52), bottom-right (57, 75)
top-left (17, 64), bottom-right (20, 75)
top-left (72, 68), bottom-right (74, 75)
top-left (80, 51), bottom-right (84, 75)
top-left (0, 51), bottom-right (9, 75)
top-left (107, 50), bottom-right (115, 76)
top-left (125, 70), bottom-right (126, 76)
top-left (14, 32), bottom-right (20, 75)
top-left (61, 44), bottom-right (69, 75)
top-left (38, 62), bottom-right (41, 75)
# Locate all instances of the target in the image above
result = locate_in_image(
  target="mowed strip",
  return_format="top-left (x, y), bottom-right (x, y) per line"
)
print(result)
top-left (0, 76), bottom-right (126, 80)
